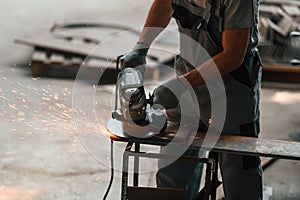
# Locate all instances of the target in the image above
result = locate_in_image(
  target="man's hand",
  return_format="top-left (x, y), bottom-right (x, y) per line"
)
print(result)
top-left (120, 43), bottom-right (149, 71)
top-left (153, 77), bottom-right (187, 109)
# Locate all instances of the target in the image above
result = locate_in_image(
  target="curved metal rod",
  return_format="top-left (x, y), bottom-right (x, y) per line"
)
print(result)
top-left (49, 22), bottom-right (141, 45)
top-left (50, 22), bottom-right (140, 34)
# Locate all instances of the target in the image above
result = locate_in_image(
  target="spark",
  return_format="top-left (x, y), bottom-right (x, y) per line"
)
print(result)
top-left (17, 111), bottom-right (25, 116)
top-left (53, 93), bottom-right (59, 100)
top-left (93, 176), bottom-right (101, 182)
top-left (32, 77), bottom-right (41, 80)
top-left (16, 118), bottom-right (25, 122)
top-left (8, 103), bottom-right (17, 110)
top-left (42, 97), bottom-right (51, 101)
top-left (12, 88), bottom-right (19, 93)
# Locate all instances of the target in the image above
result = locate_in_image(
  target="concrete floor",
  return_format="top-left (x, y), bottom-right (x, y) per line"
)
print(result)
top-left (0, 1), bottom-right (299, 199)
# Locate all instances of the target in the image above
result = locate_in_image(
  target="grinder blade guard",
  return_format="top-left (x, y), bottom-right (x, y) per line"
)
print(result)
top-left (108, 56), bottom-right (167, 138)
top-left (118, 67), bottom-right (147, 124)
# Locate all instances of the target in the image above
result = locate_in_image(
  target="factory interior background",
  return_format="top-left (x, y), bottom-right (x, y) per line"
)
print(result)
top-left (0, 0), bottom-right (299, 199)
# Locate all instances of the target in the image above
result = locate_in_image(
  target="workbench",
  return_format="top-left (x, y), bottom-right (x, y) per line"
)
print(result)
top-left (108, 123), bottom-right (300, 200)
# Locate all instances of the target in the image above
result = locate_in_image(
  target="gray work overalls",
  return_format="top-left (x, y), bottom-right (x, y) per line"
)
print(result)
top-left (157, 0), bottom-right (263, 199)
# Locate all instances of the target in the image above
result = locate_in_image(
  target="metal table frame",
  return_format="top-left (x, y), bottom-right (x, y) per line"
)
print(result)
top-left (114, 140), bottom-right (221, 200)
top-left (109, 126), bottom-right (300, 199)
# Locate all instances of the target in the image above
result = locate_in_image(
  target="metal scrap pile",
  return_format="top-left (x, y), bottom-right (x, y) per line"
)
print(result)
top-left (258, 0), bottom-right (300, 65)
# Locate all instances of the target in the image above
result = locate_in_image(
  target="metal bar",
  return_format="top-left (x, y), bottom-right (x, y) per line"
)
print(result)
top-left (121, 142), bottom-right (133, 200)
top-left (49, 22), bottom-right (141, 35)
top-left (125, 151), bottom-right (213, 164)
top-left (209, 152), bottom-right (219, 200)
top-left (113, 135), bottom-right (300, 161)
top-left (262, 158), bottom-right (279, 171)
top-left (103, 140), bottom-right (114, 200)
top-left (114, 55), bottom-right (123, 111)
top-left (133, 143), bottom-right (140, 187)
top-left (203, 162), bottom-right (212, 200)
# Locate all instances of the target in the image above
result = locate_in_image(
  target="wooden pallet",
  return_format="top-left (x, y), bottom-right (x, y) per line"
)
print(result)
top-left (262, 62), bottom-right (300, 84)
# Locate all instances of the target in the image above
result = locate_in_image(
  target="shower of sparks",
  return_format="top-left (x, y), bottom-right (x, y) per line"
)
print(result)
top-left (0, 65), bottom-right (115, 155)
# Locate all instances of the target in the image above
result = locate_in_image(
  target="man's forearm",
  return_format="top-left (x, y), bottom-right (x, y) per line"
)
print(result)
top-left (180, 51), bottom-right (242, 87)
top-left (138, 0), bottom-right (173, 46)
top-left (179, 28), bottom-right (250, 87)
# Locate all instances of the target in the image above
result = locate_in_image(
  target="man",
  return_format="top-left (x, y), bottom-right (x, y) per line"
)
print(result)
top-left (121, 0), bottom-right (263, 199)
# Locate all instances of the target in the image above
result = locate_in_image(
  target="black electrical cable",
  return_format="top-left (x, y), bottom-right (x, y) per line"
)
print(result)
top-left (103, 140), bottom-right (114, 200)
top-left (103, 56), bottom-right (122, 200)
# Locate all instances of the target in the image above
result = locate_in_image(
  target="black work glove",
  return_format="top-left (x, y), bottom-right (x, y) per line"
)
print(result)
top-left (153, 77), bottom-right (187, 110)
top-left (120, 43), bottom-right (149, 72)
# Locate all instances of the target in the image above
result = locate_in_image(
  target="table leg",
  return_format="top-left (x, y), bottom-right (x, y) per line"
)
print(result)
top-left (121, 142), bottom-right (133, 200)
top-left (209, 152), bottom-right (219, 200)
top-left (133, 143), bottom-right (140, 187)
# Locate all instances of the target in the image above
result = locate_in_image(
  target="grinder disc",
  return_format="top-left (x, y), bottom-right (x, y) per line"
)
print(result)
top-left (106, 118), bottom-right (158, 138)
top-left (106, 108), bottom-right (167, 138)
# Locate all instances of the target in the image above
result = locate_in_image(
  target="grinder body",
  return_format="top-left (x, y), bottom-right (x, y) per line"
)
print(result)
top-left (109, 60), bottom-right (167, 138)
top-left (118, 68), bottom-right (147, 124)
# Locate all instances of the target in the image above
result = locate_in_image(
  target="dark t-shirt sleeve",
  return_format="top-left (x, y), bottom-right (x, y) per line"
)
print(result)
top-left (223, 0), bottom-right (258, 30)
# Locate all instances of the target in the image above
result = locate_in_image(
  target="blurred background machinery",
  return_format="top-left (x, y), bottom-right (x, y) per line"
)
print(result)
top-left (258, 0), bottom-right (300, 65)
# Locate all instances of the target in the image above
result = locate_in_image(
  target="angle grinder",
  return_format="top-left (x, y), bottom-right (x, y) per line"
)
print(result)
top-left (106, 56), bottom-right (167, 138)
